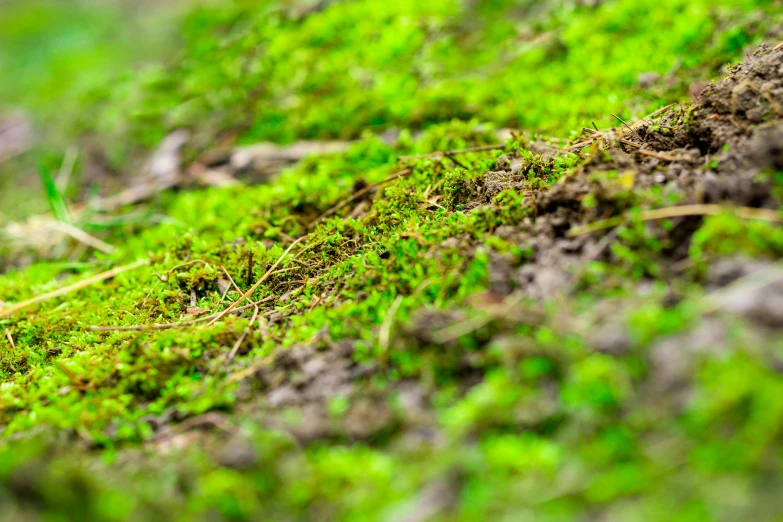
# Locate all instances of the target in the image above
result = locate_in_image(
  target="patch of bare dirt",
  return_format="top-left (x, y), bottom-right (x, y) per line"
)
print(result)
top-left (470, 44), bottom-right (783, 299)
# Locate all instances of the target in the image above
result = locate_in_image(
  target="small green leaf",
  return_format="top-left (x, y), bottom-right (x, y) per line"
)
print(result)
top-left (38, 163), bottom-right (72, 223)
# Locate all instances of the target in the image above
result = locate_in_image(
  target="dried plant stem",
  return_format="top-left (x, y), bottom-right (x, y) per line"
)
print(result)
top-left (205, 236), bottom-right (308, 327)
top-left (0, 259), bottom-right (149, 319)
top-left (378, 295), bottom-right (403, 366)
top-left (88, 296), bottom-right (276, 332)
top-left (4, 329), bottom-right (15, 350)
top-left (222, 266), bottom-right (259, 363)
top-left (634, 149), bottom-right (685, 162)
top-left (309, 169), bottom-right (411, 227)
top-left (53, 221), bottom-right (117, 254)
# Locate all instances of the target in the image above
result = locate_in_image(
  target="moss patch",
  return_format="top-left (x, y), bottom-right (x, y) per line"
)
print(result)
top-left (1, 3), bottom-right (783, 521)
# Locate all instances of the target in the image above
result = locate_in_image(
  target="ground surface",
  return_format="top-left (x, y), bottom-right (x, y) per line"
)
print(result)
top-left (2, 1), bottom-right (783, 521)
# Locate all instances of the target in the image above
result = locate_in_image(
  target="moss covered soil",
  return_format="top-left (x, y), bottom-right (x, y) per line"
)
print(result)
top-left (2, 1), bottom-right (783, 521)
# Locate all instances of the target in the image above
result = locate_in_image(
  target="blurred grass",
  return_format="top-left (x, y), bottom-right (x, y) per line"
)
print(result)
top-left (0, 0), bottom-right (779, 227)
top-left (0, 0), bottom-right (187, 224)
top-left (0, 0), bottom-right (184, 111)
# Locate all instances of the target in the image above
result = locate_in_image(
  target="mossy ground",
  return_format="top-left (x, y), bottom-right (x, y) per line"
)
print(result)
top-left (2, 1), bottom-right (783, 521)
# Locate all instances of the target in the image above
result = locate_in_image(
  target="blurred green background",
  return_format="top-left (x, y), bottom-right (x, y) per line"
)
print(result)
top-left (0, 0), bottom-right (185, 108)
top-left (0, 0), bottom-right (779, 222)
top-left (0, 0), bottom-right (187, 222)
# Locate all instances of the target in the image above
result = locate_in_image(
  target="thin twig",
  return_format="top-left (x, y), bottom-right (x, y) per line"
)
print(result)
top-left (141, 280), bottom-right (161, 308)
top-left (308, 294), bottom-right (323, 312)
top-left (612, 113), bottom-right (642, 141)
top-left (568, 204), bottom-right (782, 237)
top-left (619, 138), bottom-right (641, 149)
top-left (268, 266), bottom-right (299, 277)
top-left (220, 266), bottom-right (242, 294)
top-left (88, 296), bottom-right (275, 332)
top-left (631, 104), bottom-right (674, 129)
top-left (205, 236), bottom-right (308, 327)
top-left (144, 260), bottom-right (211, 306)
top-left (565, 139), bottom-right (599, 152)
top-left (222, 266), bottom-right (258, 363)
top-left (0, 259), bottom-right (149, 319)
top-left (444, 152), bottom-right (468, 170)
top-left (165, 259), bottom-right (211, 277)
top-left (309, 170), bottom-right (411, 227)
top-left (634, 149), bottom-right (685, 162)
top-left (397, 143), bottom-right (505, 161)
top-left (285, 238), bottom-right (326, 265)
top-left (227, 306), bottom-right (260, 361)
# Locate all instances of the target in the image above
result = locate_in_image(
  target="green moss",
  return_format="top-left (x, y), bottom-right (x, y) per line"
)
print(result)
top-left (690, 212), bottom-right (783, 265)
top-left (2, 1), bottom-right (783, 520)
top-left (5, 0), bottom-right (778, 171)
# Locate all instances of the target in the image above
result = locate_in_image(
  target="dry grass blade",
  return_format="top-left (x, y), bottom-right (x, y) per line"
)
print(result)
top-left (568, 204), bottom-right (782, 237)
top-left (227, 307), bottom-right (259, 362)
top-left (4, 328), bottom-right (15, 350)
top-left (309, 169), bottom-right (411, 227)
top-left (222, 266), bottom-right (259, 363)
top-left (612, 113), bottom-right (642, 140)
top-left (53, 221), bottom-right (117, 254)
top-left (89, 297), bottom-right (276, 332)
top-left (205, 236), bottom-right (308, 327)
top-left (0, 259), bottom-right (149, 319)
top-left (56, 146), bottom-right (79, 192)
top-left (580, 104), bottom-right (673, 137)
top-left (634, 149), bottom-right (685, 162)
top-left (443, 152), bottom-right (468, 170)
top-left (630, 104), bottom-right (674, 129)
top-left (378, 295), bottom-right (403, 366)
